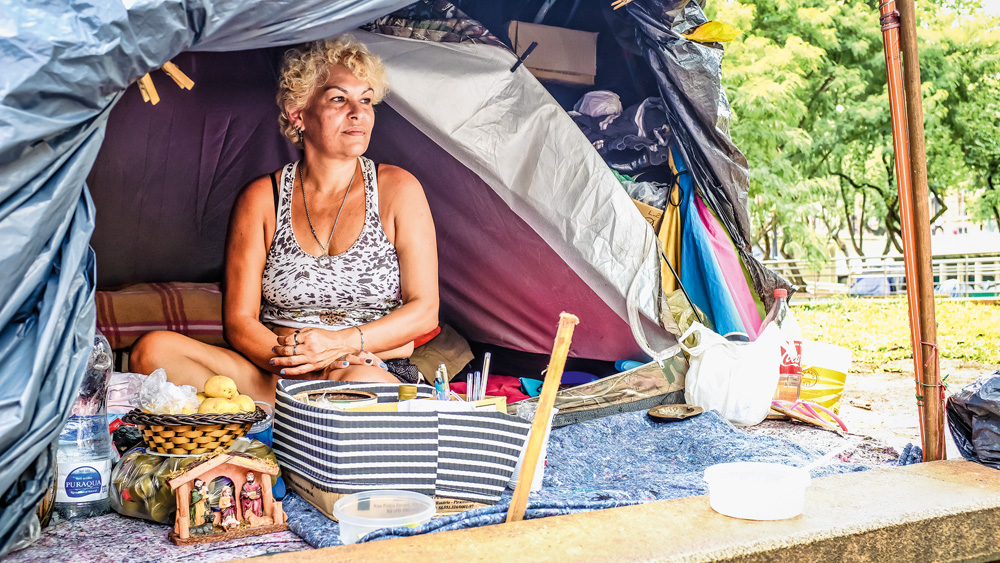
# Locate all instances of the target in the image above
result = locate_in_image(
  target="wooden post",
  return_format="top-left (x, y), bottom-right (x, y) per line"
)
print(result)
top-left (176, 482), bottom-right (192, 539)
top-left (506, 313), bottom-right (579, 524)
top-left (896, 0), bottom-right (945, 461)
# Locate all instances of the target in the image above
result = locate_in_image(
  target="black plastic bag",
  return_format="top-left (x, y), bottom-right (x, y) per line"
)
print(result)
top-left (946, 371), bottom-right (1000, 468)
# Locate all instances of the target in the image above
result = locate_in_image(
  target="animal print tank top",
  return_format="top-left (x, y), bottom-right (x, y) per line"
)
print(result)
top-left (259, 157), bottom-right (402, 330)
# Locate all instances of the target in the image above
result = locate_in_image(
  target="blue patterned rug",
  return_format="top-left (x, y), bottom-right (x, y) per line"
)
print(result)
top-left (285, 409), bottom-right (920, 547)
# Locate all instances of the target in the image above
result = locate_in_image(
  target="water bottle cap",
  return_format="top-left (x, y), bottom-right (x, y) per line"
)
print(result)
top-left (773, 288), bottom-right (787, 298)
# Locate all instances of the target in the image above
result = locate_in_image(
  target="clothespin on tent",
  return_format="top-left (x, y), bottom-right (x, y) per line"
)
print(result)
top-left (137, 73), bottom-right (159, 105)
top-left (136, 60), bottom-right (195, 105)
top-left (162, 62), bottom-right (195, 90)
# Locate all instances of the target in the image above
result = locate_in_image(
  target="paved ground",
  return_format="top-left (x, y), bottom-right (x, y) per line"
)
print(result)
top-left (840, 358), bottom-right (998, 458)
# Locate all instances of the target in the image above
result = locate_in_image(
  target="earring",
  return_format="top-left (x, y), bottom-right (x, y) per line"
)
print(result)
top-left (295, 127), bottom-right (303, 144)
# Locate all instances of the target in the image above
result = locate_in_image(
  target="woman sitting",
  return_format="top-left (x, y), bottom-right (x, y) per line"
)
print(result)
top-left (131, 37), bottom-right (438, 403)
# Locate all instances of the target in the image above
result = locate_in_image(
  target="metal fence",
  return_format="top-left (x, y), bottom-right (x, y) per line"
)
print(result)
top-left (761, 255), bottom-right (1000, 300)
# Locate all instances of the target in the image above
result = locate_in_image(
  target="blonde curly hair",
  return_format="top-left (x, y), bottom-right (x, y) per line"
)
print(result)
top-left (277, 36), bottom-right (389, 147)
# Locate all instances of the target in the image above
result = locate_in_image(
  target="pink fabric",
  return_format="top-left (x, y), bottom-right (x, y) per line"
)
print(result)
top-left (449, 375), bottom-right (531, 403)
top-left (694, 194), bottom-right (762, 339)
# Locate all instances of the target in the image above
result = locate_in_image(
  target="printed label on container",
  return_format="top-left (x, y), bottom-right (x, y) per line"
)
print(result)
top-left (56, 460), bottom-right (111, 503)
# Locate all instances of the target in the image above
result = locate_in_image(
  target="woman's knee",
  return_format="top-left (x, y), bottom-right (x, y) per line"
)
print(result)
top-left (130, 331), bottom-right (186, 373)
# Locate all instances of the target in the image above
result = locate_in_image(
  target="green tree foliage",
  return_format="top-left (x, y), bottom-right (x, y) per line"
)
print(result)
top-left (707, 0), bottom-right (1000, 261)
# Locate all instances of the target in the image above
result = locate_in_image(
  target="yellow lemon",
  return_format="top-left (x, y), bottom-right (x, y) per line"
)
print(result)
top-left (181, 404), bottom-right (195, 415)
top-left (196, 392), bottom-right (208, 403)
top-left (234, 394), bottom-right (256, 413)
top-left (204, 375), bottom-right (238, 399)
top-left (198, 397), bottom-right (228, 414)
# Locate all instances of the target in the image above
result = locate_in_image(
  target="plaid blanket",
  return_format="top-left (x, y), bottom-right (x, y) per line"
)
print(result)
top-left (96, 282), bottom-right (225, 350)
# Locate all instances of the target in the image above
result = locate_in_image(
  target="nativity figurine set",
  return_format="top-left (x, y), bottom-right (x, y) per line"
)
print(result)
top-left (167, 450), bottom-right (287, 545)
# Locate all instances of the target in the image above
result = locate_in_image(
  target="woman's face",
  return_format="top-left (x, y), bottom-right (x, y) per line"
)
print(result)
top-left (291, 64), bottom-right (375, 159)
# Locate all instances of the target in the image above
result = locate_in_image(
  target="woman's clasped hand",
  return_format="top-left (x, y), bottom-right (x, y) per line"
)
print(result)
top-left (270, 328), bottom-right (387, 376)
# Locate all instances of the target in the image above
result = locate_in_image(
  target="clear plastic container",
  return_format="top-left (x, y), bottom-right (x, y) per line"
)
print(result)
top-left (333, 490), bottom-right (436, 544)
top-left (703, 462), bottom-right (810, 520)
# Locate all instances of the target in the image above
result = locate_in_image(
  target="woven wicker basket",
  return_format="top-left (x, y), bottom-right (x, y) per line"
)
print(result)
top-left (122, 407), bottom-right (268, 455)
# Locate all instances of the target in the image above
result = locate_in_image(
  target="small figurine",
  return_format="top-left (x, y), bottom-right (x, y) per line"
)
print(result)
top-left (167, 451), bottom-right (286, 545)
top-left (218, 487), bottom-right (240, 531)
top-left (189, 479), bottom-right (214, 535)
top-left (240, 471), bottom-right (263, 522)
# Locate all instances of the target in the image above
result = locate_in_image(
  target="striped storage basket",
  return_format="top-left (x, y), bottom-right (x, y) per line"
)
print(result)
top-left (273, 380), bottom-right (532, 507)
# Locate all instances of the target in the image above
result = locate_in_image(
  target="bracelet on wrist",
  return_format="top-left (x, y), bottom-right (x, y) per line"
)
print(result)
top-left (354, 325), bottom-right (365, 354)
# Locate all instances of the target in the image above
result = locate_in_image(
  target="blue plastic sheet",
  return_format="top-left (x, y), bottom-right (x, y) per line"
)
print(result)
top-left (0, 0), bottom-right (410, 553)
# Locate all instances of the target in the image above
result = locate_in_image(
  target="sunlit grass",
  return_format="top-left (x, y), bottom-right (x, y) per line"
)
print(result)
top-left (793, 298), bottom-right (1000, 368)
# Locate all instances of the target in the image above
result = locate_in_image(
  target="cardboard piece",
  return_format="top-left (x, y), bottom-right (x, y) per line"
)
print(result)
top-left (508, 21), bottom-right (597, 86)
top-left (633, 198), bottom-right (664, 232)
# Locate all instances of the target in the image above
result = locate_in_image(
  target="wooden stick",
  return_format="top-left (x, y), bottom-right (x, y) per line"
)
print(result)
top-left (897, 0), bottom-right (944, 462)
top-left (506, 312), bottom-right (579, 524)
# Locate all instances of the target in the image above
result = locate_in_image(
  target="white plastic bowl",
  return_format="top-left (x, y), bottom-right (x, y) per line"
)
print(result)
top-left (333, 490), bottom-right (436, 544)
top-left (703, 462), bottom-right (810, 520)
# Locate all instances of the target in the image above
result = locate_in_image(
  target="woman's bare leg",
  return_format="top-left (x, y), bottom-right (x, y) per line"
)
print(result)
top-left (130, 331), bottom-right (278, 403)
top-left (323, 365), bottom-right (401, 383)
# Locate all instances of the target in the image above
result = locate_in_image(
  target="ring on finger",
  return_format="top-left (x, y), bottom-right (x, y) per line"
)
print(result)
top-left (293, 331), bottom-right (299, 345)
top-left (293, 345), bottom-right (297, 356)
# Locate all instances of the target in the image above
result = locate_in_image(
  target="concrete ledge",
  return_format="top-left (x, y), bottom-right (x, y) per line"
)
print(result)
top-left (242, 460), bottom-right (1000, 562)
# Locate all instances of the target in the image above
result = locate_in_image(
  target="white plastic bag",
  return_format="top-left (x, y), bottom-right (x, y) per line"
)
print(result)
top-left (138, 369), bottom-right (199, 414)
top-left (680, 322), bottom-right (782, 426)
top-left (107, 371), bottom-right (149, 414)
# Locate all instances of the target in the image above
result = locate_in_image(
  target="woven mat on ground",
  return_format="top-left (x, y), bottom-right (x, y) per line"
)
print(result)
top-left (287, 409), bottom-right (921, 547)
top-left (5, 511), bottom-right (310, 563)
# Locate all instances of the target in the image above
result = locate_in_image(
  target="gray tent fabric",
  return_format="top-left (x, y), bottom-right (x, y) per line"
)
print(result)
top-left (0, 0), bottom-right (411, 552)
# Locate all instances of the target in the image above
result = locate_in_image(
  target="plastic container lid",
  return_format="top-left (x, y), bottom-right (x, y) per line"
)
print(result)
top-left (703, 462), bottom-right (810, 520)
top-left (334, 490), bottom-right (436, 544)
top-left (773, 288), bottom-right (787, 298)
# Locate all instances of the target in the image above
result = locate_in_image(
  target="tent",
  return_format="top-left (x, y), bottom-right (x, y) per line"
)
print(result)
top-left (0, 0), bottom-right (783, 552)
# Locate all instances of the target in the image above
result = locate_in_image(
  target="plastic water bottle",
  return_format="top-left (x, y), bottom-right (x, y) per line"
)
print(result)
top-left (54, 333), bottom-right (114, 520)
top-left (762, 289), bottom-right (803, 402)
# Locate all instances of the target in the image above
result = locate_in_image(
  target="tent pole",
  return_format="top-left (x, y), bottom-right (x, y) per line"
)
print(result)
top-left (877, 1), bottom-right (934, 460)
top-left (896, 0), bottom-right (945, 461)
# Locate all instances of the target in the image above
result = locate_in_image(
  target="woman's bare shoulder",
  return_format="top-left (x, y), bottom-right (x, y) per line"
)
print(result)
top-left (376, 164), bottom-right (422, 192)
top-left (233, 173), bottom-right (279, 216)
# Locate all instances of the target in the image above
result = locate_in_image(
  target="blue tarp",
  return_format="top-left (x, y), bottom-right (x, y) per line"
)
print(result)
top-left (0, 0), bottom-right (410, 551)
